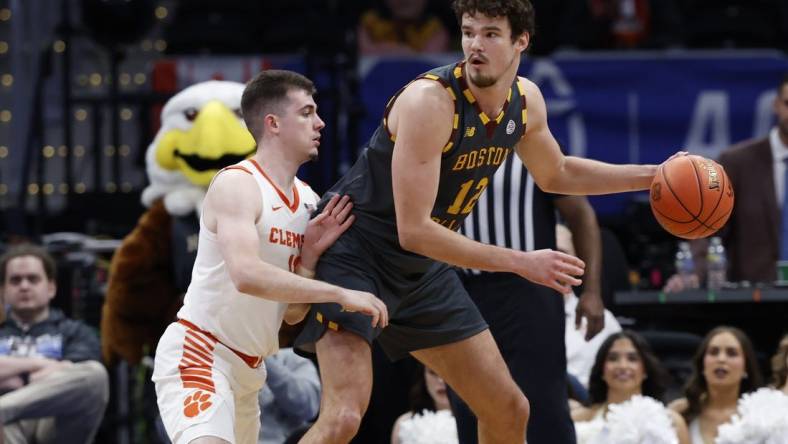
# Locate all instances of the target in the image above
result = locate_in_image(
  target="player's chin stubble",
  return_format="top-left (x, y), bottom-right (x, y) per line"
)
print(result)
top-left (469, 73), bottom-right (496, 88)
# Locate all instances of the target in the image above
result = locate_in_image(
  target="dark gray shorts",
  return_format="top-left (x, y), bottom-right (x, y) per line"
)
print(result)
top-left (294, 229), bottom-right (488, 361)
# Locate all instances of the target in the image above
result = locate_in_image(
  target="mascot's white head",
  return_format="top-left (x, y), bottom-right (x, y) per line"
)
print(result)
top-left (141, 80), bottom-right (256, 216)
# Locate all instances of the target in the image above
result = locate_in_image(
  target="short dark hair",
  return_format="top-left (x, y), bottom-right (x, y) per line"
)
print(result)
top-left (587, 330), bottom-right (670, 405)
top-left (0, 244), bottom-right (57, 284)
top-left (452, 0), bottom-right (536, 44)
top-left (241, 70), bottom-right (316, 140)
top-left (681, 326), bottom-right (763, 423)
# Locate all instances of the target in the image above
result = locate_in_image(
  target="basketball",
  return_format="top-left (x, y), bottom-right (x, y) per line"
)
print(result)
top-left (649, 154), bottom-right (734, 239)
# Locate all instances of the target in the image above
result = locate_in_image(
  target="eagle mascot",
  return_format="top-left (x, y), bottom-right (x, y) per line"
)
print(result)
top-left (101, 80), bottom-right (256, 365)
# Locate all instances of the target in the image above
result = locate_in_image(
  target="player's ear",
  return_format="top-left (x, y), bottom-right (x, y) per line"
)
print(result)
top-left (264, 114), bottom-right (279, 133)
top-left (515, 31), bottom-right (530, 53)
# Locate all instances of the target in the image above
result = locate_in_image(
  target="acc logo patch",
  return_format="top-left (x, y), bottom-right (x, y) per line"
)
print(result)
top-left (506, 119), bottom-right (515, 135)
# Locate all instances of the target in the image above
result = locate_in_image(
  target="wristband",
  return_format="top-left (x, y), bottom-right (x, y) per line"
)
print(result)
top-left (296, 263), bottom-right (315, 279)
top-left (293, 256), bottom-right (315, 279)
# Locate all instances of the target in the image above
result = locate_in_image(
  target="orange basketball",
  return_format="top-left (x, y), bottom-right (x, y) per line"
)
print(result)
top-left (649, 154), bottom-right (734, 239)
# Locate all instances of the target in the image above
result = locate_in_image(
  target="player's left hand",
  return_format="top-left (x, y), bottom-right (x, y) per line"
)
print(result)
top-left (575, 290), bottom-right (604, 341)
top-left (301, 194), bottom-right (355, 271)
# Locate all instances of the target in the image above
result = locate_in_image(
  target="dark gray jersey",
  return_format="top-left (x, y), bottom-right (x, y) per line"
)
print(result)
top-left (322, 61), bottom-right (527, 274)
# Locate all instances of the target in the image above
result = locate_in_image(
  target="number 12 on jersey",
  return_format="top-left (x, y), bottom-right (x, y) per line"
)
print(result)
top-left (447, 178), bottom-right (489, 215)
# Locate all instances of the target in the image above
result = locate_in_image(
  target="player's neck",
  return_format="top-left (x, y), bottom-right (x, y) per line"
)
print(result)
top-left (251, 147), bottom-right (298, 192)
top-left (465, 66), bottom-right (518, 118)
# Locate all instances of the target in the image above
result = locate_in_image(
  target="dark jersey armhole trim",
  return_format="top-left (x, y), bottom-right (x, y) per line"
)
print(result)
top-left (517, 78), bottom-right (528, 138)
top-left (381, 73), bottom-right (461, 157)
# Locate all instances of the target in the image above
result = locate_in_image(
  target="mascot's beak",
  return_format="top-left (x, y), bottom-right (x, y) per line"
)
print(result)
top-left (155, 100), bottom-right (256, 186)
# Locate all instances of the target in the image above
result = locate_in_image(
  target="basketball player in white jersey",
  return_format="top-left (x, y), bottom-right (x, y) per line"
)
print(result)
top-left (152, 70), bottom-right (388, 444)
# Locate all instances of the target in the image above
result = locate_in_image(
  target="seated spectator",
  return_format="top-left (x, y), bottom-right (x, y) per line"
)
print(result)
top-left (572, 330), bottom-right (689, 444)
top-left (557, 224), bottom-right (623, 390)
top-left (391, 363), bottom-right (456, 444)
top-left (258, 347), bottom-right (320, 444)
top-left (771, 333), bottom-right (788, 395)
top-left (669, 326), bottom-right (763, 444)
top-left (0, 244), bottom-right (109, 444)
top-left (358, 0), bottom-right (450, 55)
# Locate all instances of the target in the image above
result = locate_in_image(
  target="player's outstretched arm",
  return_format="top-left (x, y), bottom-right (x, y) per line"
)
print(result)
top-left (516, 77), bottom-right (662, 195)
top-left (389, 80), bottom-right (584, 294)
top-left (206, 171), bottom-right (388, 327)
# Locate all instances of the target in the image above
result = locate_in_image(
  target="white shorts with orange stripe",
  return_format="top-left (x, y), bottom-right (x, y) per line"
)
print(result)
top-left (152, 321), bottom-right (267, 444)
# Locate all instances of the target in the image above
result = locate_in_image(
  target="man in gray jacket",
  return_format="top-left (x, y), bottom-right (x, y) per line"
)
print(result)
top-left (0, 244), bottom-right (108, 444)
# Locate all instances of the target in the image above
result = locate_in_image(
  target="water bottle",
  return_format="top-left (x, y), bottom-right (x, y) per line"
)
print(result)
top-left (706, 237), bottom-right (727, 291)
top-left (675, 241), bottom-right (697, 289)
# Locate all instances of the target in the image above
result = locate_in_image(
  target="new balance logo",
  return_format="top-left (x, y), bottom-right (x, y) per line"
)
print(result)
top-left (465, 127), bottom-right (476, 137)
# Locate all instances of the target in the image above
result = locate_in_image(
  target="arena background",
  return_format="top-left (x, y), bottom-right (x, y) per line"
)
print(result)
top-left (1, 1), bottom-right (787, 442)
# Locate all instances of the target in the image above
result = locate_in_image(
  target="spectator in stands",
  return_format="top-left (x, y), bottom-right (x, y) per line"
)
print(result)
top-left (258, 348), bottom-right (321, 444)
top-left (572, 330), bottom-right (689, 443)
top-left (665, 73), bottom-right (788, 292)
top-left (558, 224), bottom-right (623, 390)
top-left (560, 0), bottom-right (682, 50)
top-left (391, 362), bottom-right (455, 444)
top-left (669, 326), bottom-right (763, 444)
top-left (0, 244), bottom-right (109, 444)
top-left (358, 0), bottom-right (451, 54)
top-left (771, 333), bottom-right (788, 394)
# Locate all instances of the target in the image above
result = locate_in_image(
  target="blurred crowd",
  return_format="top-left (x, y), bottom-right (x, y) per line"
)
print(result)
top-left (159, 0), bottom-right (788, 56)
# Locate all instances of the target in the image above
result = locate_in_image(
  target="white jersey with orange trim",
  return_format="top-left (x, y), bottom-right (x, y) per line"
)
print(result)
top-left (176, 158), bottom-right (319, 358)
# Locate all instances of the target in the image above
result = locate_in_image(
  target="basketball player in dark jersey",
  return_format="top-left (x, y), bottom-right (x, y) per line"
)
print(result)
top-left (295, 1), bottom-right (681, 442)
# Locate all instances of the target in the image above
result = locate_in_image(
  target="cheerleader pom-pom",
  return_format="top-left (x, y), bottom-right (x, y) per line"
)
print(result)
top-left (397, 409), bottom-right (458, 444)
top-left (606, 395), bottom-right (678, 444)
top-left (575, 416), bottom-right (606, 444)
top-left (716, 388), bottom-right (788, 444)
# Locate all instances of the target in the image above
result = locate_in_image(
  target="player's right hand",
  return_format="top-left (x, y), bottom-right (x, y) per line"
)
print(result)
top-left (515, 249), bottom-right (585, 294)
top-left (337, 289), bottom-right (389, 328)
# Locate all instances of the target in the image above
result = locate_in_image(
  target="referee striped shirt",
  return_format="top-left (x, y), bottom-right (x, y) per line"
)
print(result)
top-left (460, 154), bottom-right (559, 275)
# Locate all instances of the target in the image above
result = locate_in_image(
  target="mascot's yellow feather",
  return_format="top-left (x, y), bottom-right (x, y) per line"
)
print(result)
top-left (102, 80), bottom-right (255, 364)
